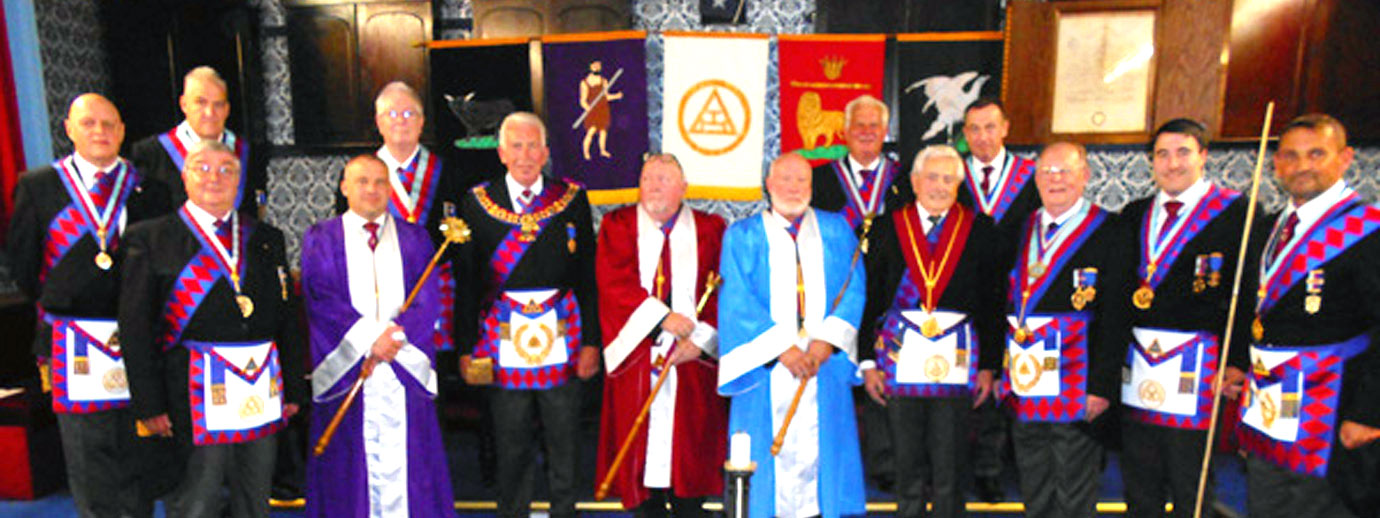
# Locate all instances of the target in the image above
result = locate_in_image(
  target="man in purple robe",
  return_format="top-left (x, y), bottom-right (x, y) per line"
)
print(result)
top-left (301, 154), bottom-right (455, 517)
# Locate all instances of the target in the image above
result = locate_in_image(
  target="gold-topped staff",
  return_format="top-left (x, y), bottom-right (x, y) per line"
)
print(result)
top-left (1191, 102), bottom-right (1273, 518)
top-left (772, 216), bottom-right (871, 456)
top-left (594, 272), bottom-right (722, 500)
top-left (313, 216), bottom-right (472, 456)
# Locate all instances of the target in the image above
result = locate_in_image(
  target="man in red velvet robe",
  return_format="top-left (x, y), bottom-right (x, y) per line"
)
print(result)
top-left (595, 153), bottom-right (727, 517)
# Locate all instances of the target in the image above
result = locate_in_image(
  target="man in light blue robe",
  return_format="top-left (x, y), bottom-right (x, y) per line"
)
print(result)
top-left (718, 153), bottom-right (867, 518)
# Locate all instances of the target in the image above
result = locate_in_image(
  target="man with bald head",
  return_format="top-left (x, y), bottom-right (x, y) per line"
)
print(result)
top-left (455, 112), bottom-right (600, 518)
top-left (302, 155), bottom-right (455, 517)
top-left (131, 65), bottom-right (259, 213)
top-left (595, 153), bottom-right (726, 517)
top-left (718, 153), bottom-right (867, 518)
top-left (9, 93), bottom-right (170, 517)
top-left (119, 140), bottom-right (306, 517)
top-left (1001, 142), bottom-right (1131, 518)
top-left (858, 145), bottom-right (1009, 518)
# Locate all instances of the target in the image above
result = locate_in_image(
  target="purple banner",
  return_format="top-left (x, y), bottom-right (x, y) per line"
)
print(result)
top-left (542, 35), bottom-right (649, 198)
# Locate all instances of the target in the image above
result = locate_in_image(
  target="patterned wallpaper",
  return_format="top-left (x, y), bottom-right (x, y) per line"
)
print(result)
top-left (33, 0), bottom-right (110, 158)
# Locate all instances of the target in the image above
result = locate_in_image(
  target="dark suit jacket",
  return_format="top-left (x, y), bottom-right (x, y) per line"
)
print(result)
top-left (860, 205), bottom-right (1011, 371)
top-left (117, 210), bottom-right (308, 436)
top-left (956, 154), bottom-right (1042, 241)
top-left (810, 156), bottom-right (914, 231)
top-left (1118, 193), bottom-right (1267, 371)
top-left (454, 175), bottom-right (601, 353)
top-left (7, 161), bottom-right (173, 356)
top-left (129, 132), bottom-right (264, 215)
top-left (1007, 207), bottom-right (1134, 401)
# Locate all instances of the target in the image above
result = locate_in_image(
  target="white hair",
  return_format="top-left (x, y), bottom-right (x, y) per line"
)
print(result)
top-left (911, 144), bottom-right (962, 176)
top-left (184, 66), bottom-right (227, 94)
top-left (844, 94), bottom-right (890, 128)
top-left (183, 139), bottom-right (240, 172)
top-left (374, 81), bottom-right (424, 115)
top-left (499, 112), bottom-right (547, 148)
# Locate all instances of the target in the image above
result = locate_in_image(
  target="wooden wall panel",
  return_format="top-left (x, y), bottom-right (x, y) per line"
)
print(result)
top-left (1151, 0), bottom-right (1231, 134)
top-left (1221, 0), bottom-right (1306, 138)
top-left (1002, 0), bottom-right (1054, 145)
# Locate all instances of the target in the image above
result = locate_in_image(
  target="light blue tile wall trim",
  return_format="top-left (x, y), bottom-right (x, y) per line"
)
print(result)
top-left (4, 0), bottom-right (54, 167)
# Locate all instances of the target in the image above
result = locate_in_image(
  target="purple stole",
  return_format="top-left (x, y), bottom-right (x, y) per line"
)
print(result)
top-left (963, 154), bottom-right (1035, 223)
top-left (159, 206), bottom-right (252, 351)
top-left (158, 128), bottom-right (250, 207)
top-left (1240, 195), bottom-right (1380, 477)
top-left (1000, 205), bottom-right (1107, 422)
top-left (472, 181), bottom-right (584, 389)
top-left (830, 157), bottom-right (897, 229)
top-left (42, 157), bottom-right (136, 283)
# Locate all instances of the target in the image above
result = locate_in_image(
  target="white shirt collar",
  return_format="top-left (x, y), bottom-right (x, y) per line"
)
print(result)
top-left (70, 153), bottom-right (118, 189)
top-left (1286, 179), bottom-right (1353, 230)
top-left (1154, 177), bottom-right (1212, 211)
top-left (506, 173), bottom-right (544, 211)
top-left (915, 203), bottom-right (949, 234)
top-left (176, 120), bottom-right (224, 145)
top-left (341, 209), bottom-right (389, 232)
top-left (847, 154), bottom-right (882, 178)
top-left (1040, 198), bottom-right (1088, 228)
top-left (377, 144), bottom-right (421, 173)
top-left (184, 200), bottom-right (233, 234)
top-left (973, 147), bottom-right (1008, 172)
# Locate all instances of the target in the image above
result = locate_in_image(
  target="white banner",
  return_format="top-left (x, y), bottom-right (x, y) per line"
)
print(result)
top-left (661, 32), bottom-right (769, 200)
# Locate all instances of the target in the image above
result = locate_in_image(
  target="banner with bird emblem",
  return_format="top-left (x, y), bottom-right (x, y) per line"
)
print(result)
top-left (777, 34), bottom-right (886, 166)
top-left (895, 32), bottom-right (1004, 168)
top-left (660, 31), bottom-right (769, 201)
top-left (542, 31), bottom-right (649, 205)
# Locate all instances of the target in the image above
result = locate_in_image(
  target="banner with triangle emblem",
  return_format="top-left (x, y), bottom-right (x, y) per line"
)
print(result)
top-left (661, 32), bottom-right (769, 201)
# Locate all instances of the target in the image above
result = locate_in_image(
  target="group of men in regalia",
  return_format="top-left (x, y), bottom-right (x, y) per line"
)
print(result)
top-left (8, 59), bottom-right (1379, 518)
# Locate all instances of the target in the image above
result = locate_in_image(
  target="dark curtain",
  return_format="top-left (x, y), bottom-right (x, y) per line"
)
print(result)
top-left (0, 3), bottom-right (27, 241)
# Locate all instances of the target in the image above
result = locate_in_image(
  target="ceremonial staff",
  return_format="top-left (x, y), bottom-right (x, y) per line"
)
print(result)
top-left (595, 272), bottom-right (722, 500)
top-left (1191, 102), bottom-right (1273, 518)
top-left (772, 216), bottom-right (871, 456)
top-left (313, 216), bottom-right (471, 456)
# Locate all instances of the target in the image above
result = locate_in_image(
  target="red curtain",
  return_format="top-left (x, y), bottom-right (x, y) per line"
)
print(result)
top-left (0, 4), bottom-right (28, 241)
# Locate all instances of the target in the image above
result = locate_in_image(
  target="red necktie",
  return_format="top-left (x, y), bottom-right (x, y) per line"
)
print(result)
top-left (398, 163), bottom-right (415, 189)
top-left (1269, 212), bottom-right (1300, 264)
top-left (980, 165), bottom-right (994, 196)
top-left (90, 169), bottom-right (115, 208)
top-left (518, 188), bottom-right (534, 213)
top-left (858, 168), bottom-right (877, 202)
top-left (364, 221), bottom-right (380, 251)
top-left (1157, 200), bottom-right (1183, 244)
top-left (655, 224), bottom-right (673, 302)
top-left (214, 218), bottom-right (233, 252)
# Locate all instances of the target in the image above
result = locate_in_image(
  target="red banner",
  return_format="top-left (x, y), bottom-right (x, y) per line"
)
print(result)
top-left (777, 34), bottom-right (885, 162)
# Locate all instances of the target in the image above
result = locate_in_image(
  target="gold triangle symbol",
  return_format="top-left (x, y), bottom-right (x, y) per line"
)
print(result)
top-left (1148, 339), bottom-right (1162, 356)
top-left (245, 358), bottom-right (258, 375)
top-left (689, 88), bottom-right (738, 135)
top-left (1020, 363), bottom-right (1031, 375)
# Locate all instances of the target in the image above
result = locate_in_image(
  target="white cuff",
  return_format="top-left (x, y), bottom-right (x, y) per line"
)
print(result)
top-left (718, 322), bottom-right (796, 391)
top-left (312, 318), bottom-right (379, 402)
top-left (809, 315), bottom-right (858, 363)
top-left (393, 344), bottom-right (438, 397)
top-left (604, 297), bottom-right (671, 372)
top-left (859, 360), bottom-right (877, 371)
top-left (690, 322), bottom-right (718, 358)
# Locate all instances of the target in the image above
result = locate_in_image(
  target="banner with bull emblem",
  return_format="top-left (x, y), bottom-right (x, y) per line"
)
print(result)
top-left (542, 31), bottom-right (649, 205)
top-left (895, 32), bottom-right (1004, 169)
top-left (661, 32), bottom-right (769, 201)
top-left (777, 34), bottom-right (886, 164)
top-left (430, 38), bottom-right (533, 177)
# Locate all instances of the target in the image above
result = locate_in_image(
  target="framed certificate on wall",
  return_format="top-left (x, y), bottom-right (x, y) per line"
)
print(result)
top-left (1050, 7), bottom-right (1158, 135)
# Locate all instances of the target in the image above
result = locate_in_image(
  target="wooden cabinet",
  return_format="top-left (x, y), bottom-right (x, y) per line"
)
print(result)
top-left (286, 0), bottom-right (431, 147)
top-left (471, 0), bottom-right (630, 38)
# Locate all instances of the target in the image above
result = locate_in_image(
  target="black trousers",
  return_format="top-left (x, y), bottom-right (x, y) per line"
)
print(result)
top-left (971, 396), bottom-right (1008, 479)
top-left (491, 381), bottom-right (582, 518)
top-left (1247, 454), bottom-right (1356, 518)
top-left (887, 396), bottom-right (968, 518)
top-left (632, 488), bottom-right (706, 518)
top-left (165, 434), bottom-right (278, 518)
top-left (56, 409), bottom-right (153, 518)
top-left (1012, 421), bottom-right (1103, 518)
top-left (1120, 420), bottom-right (1212, 518)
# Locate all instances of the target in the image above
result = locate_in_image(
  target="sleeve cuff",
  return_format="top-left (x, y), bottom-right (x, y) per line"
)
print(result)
top-left (718, 322), bottom-right (796, 393)
top-left (312, 318), bottom-right (377, 402)
top-left (393, 344), bottom-right (438, 397)
top-left (859, 359), bottom-right (876, 371)
top-left (604, 297), bottom-right (671, 372)
top-left (690, 321), bottom-right (718, 358)
top-left (809, 315), bottom-right (858, 363)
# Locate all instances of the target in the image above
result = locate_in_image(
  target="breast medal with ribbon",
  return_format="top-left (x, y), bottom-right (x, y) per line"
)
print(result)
top-left (1000, 203), bottom-right (1106, 422)
top-left (1134, 186), bottom-right (1239, 310)
top-left (875, 204), bottom-right (974, 397)
top-left (472, 181), bottom-right (584, 389)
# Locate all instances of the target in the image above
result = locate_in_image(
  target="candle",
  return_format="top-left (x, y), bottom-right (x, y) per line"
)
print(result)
top-left (729, 430), bottom-right (750, 469)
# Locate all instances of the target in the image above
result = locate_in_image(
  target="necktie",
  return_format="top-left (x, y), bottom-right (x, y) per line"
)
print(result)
top-left (1157, 200), bottom-right (1183, 244)
top-left (1040, 221), bottom-right (1061, 254)
top-left (364, 221), bottom-right (380, 251)
top-left (518, 188), bottom-right (534, 213)
top-left (926, 214), bottom-right (943, 244)
top-left (89, 169), bottom-right (114, 209)
top-left (786, 217), bottom-right (802, 240)
top-left (398, 163), bottom-right (415, 190)
top-left (859, 168), bottom-right (877, 200)
top-left (980, 165), bottom-right (994, 196)
top-left (214, 218), bottom-right (233, 252)
top-left (1269, 212), bottom-right (1299, 264)
top-left (654, 219), bottom-right (674, 302)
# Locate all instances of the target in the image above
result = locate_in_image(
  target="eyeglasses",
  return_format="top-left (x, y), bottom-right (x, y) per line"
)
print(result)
top-left (1036, 166), bottom-right (1080, 176)
top-left (189, 162), bottom-right (239, 176)
top-left (381, 109), bottom-right (419, 120)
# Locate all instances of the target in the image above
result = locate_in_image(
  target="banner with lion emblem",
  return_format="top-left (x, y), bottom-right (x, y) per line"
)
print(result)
top-left (661, 32), bottom-right (769, 201)
top-left (777, 34), bottom-right (886, 165)
top-left (895, 32), bottom-right (1004, 168)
